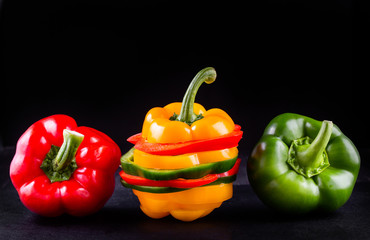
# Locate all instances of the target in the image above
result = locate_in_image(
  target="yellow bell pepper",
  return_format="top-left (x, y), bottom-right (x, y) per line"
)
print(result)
top-left (120, 67), bottom-right (243, 221)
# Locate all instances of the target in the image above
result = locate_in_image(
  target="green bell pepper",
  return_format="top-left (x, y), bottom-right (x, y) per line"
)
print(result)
top-left (247, 113), bottom-right (360, 214)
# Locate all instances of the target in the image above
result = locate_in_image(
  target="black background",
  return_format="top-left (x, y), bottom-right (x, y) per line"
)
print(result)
top-left (1, 0), bottom-right (370, 239)
top-left (0, 0), bottom-right (366, 156)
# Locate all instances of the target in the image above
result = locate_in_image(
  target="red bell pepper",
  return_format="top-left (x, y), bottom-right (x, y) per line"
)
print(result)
top-left (9, 114), bottom-right (121, 217)
top-left (128, 124), bottom-right (243, 155)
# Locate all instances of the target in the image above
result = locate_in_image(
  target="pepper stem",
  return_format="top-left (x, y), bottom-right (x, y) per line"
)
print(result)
top-left (296, 121), bottom-right (333, 168)
top-left (287, 120), bottom-right (333, 178)
top-left (176, 67), bottom-right (216, 125)
top-left (40, 129), bottom-right (84, 183)
top-left (53, 129), bottom-right (84, 171)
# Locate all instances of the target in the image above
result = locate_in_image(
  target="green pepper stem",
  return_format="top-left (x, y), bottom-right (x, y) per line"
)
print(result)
top-left (176, 67), bottom-right (216, 124)
top-left (296, 120), bottom-right (333, 169)
top-left (53, 129), bottom-right (84, 171)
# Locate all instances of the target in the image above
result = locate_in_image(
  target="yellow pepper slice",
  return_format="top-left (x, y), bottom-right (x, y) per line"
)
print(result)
top-left (134, 147), bottom-right (238, 169)
top-left (133, 183), bottom-right (233, 221)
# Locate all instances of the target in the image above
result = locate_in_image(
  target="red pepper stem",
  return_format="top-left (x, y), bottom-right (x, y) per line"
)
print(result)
top-left (176, 67), bottom-right (216, 125)
top-left (53, 129), bottom-right (84, 171)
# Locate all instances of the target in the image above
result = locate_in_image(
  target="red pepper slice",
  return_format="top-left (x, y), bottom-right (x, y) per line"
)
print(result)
top-left (119, 171), bottom-right (218, 188)
top-left (127, 133), bottom-right (142, 144)
top-left (217, 158), bottom-right (241, 178)
top-left (127, 125), bottom-right (243, 156)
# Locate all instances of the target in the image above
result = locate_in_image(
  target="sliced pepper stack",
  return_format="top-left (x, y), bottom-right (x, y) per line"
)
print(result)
top-left (119, 67), bottom-right (243, 221)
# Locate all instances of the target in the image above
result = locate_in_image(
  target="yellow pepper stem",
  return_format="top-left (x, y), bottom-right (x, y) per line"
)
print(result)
top-left (176, 67), bottom-right (216, 125)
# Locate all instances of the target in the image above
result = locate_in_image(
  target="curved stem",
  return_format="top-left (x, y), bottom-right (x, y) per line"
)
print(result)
top-left (296, 120), bottom-right (333, 168)
top-left (176, 67), bottom-right (216, 124)
top-left (53, 129), bottom-right (84, 171)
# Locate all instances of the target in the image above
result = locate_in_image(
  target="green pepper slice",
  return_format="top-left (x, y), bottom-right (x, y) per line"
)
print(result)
top-left (121, 148), bottom-right (238, 180)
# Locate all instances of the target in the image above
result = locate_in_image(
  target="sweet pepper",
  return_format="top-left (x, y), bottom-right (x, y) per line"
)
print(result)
top-left (120, 67), bottom-right (243, 221)
top-left (10, 115), bottom-right (121, 217)
top-left (247, 113), bottom-right (360, 214)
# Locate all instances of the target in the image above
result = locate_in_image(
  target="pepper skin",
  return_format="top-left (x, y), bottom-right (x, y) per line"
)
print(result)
top-left (9, 115), bottom-right (121, 217)
top-left (120, 67), bottom-right (243, 221)
top-left (247, 113), bottom-right (360, 214)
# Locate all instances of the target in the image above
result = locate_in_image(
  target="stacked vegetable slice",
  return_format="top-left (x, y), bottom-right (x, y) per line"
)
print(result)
top-left (120, 125), bottom-right (243, 221)
top-left (119, 67), bottom-right (243, 221)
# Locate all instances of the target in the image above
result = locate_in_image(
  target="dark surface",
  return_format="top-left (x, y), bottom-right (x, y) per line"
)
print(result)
top-left (1, 148), bottom-right (370, 240)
